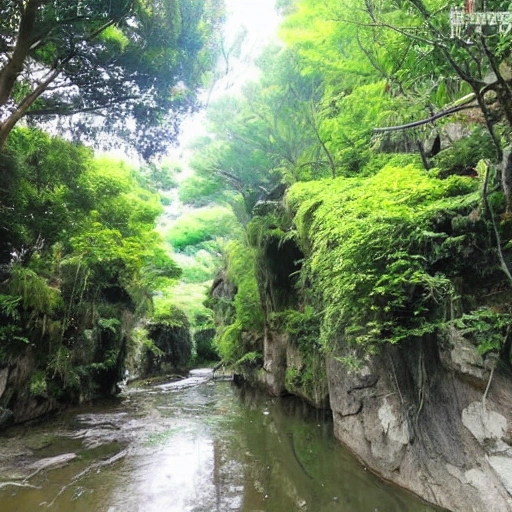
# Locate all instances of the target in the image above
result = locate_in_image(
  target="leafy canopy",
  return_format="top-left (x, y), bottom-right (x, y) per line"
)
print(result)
top-left (0, 0), bottom-right (225, 157)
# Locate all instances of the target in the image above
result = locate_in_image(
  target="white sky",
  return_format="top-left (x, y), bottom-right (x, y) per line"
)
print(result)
top-left (225, 0), bottom-right (280, 45)
top-left (218, 0), bottom-right (281, 93)
top-left (175, 0), bottom-right (280, 149)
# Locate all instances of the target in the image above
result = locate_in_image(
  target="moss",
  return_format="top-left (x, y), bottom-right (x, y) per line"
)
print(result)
top-left (211, 240), bottom-right (265, 365)
top-left (145, 307), bottom-right (192, 373)
top-left (286, 164), bottom-right (503, 357)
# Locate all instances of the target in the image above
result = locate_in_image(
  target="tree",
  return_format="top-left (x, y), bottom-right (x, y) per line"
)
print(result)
top-left (0, 128), bottom-right (181, 406)
top-left (347, 0), bottom-right (512, 208)
top-left (0, 0), bottom-right (224, 158)
top-left (0, 127), bottom-right (93, 265)
top-left (183, 44), bottom-right (328, 217)
top-left (280, 0), bottom-right (410, 175)
top-left (187, 96), bottom-right (279, 217)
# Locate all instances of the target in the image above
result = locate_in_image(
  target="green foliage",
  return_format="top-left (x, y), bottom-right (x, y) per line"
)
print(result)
top-left (431, 127), bottom-right (497, 177)
top-left (171, 0), bottom-right (512, 399)
top-left (235, 351), bottom-right (263, 367)
top-left (173, 249), bottom-right (219, 284)
top-left (287, 164), bottom-right (480, 352)
top-left (140, 247), bottom-right (182, 289)
top-left (0, 128), bottom-right (184, 405)
top-left (7, 264), bottom-right (62, 315)
top-left (99, 25), bottom-right (130, 52)
top-left (125, 325), bottom-right (162, 378)
top-left (215, 321), bottom-right (244, 362)
top-left (361, 153), bottom-right (423, 177)
top-left (0, 0), bottom-right (225, 157)
top-left (142, 337), bottom-right (165, 358)
top-left (452, 308), bottom-right (512, 355)
top-left (275, 307), bottom-right (327, 401)
top-left (161, 281), bottom-right (213, 326)
top-left (284, 348), bottom-right (328, 404)
top-left (186, 44), bottom-right (324, 212)
top-left (30, 371), bottom-right (48, 398)
top-left (178, 173), bottom-right (226, 206)
top-left (97, 318), bottom-right (121, 334)
top-left (285, 366), bottom-right (301, 389)
top-left (0, 294), bottom-right (21, 320)
top-left (152, 302), bottom-right (189, 325)
top-left (139, 159), bottom-right (182, 191)
top-left (1, 128), bottom-right (92, 255)
top-left (279, 306), bottom-right (320, 352)
top-left (246, 211), bottom-right (291, 247)
top-left (0, 294), bottom-right (29, 363)
top-left (188, 97), bottom-right (280, 207)
top-left (211, 239), bottom-right (265, 364)
top-left (166, 206), bottom-right (241, 251)
top-left (318, 82), bottom-right (401, 176)
top-left (225, 241), bottom-right (264, 333)
top-left (48, 346), bottom-right (79, 391)
top-left (146, 307), bottom-right (193, 372)
top-left (193, 325), bottom-right (219, 363)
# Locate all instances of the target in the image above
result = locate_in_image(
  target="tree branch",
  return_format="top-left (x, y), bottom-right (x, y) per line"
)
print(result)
top-left (25, 95), bottom-right (141, 117)
top-left (482, 161), bottom-right (512, 283)
top-left (373, 101), bottom-right (478, 132)
top-left (0, 6), bottom-right (128, 150)
top-left (0, 0), bottom-right (43, 106)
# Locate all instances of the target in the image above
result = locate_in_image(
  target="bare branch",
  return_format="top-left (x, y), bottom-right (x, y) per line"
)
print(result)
top-left (373, 101), bottom-right (478, 132)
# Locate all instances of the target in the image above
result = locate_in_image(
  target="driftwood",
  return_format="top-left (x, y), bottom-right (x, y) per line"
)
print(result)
top-left (46, 449), bottom-right (128, 508)
top-left (0, 453), bottom-right (78, 491)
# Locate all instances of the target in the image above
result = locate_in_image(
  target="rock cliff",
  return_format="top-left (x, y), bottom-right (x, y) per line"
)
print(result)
top-left (238, 308), bottom-right (512, 510)
top-left (211, 164), bottom-right (512, 511)
top-left (327, 335), bottom-right (512, 512)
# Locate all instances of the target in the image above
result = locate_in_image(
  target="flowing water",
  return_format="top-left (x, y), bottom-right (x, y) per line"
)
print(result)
top-left (0, 370), bottom-right (442, 512)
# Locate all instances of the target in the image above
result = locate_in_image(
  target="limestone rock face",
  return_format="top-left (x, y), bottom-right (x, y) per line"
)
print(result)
top-left (260, 328), bottom-right (288, 397)
top-left (327, 336), bottom-right (512, 512)
top-left (0, 353), bottom-right (59, 429)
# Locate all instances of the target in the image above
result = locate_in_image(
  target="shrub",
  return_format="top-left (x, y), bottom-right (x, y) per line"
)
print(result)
top-left (431, 127), bottom-right (496, 177)
top-left (287, 164), bottom-right (481, 353)
top-left (194, 325), bottom-right (219, 362)
top-left (166, 206), bottom-right (241, 251)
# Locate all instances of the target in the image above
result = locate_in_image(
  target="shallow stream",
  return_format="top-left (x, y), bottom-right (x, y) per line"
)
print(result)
top-left (0, 370), bottom-right (441, 511)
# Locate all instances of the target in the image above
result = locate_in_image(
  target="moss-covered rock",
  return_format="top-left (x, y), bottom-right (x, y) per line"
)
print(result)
top-left (143, 308), bottom-right (192, 375)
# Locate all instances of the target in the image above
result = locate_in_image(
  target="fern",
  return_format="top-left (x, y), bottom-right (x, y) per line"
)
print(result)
top-left (287, 164), bottom-right (480, 352)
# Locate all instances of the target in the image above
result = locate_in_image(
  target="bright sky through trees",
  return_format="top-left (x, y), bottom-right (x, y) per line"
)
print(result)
top-left (177, 0), bottom-right (280, 147)
top-left (226, 0), bottom-right (280, 45)
top-left (218, 0), bottom-right (280, 92)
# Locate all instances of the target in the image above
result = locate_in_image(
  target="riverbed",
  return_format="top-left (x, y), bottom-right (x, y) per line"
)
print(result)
top-left (0, 370), bottom-right (441, 511)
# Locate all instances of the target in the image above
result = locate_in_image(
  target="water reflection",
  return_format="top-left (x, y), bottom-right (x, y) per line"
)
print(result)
top-left (0, 377), bottom-right (441, 512)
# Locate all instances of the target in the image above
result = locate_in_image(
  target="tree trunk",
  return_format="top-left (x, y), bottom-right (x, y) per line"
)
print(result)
top-left (502, 149), bottom-right (512, 214)
top-left (0, 67), bottom-right (60, 151)
top-left (0, 0), bottom-right (42, 106)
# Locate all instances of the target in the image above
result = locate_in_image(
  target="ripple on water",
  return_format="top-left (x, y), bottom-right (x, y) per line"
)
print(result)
top-left (0, 374), bottom-right (442, 512)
